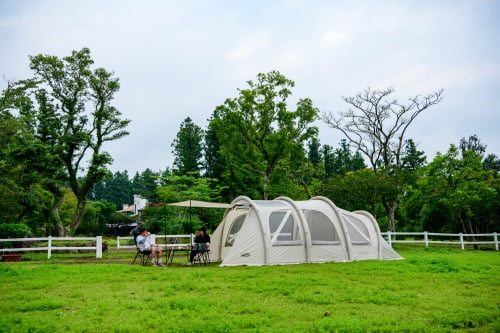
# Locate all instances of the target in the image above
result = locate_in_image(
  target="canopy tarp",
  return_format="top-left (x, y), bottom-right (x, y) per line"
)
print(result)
top-left (167, 200), bottom-right (233, 209)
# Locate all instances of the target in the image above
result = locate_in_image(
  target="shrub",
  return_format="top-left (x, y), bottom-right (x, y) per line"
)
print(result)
top-left (0, 223), bottom-right (31, 239)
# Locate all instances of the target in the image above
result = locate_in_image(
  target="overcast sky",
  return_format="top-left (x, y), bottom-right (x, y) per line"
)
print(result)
top-left (1, 0), bottom-right (499, 175)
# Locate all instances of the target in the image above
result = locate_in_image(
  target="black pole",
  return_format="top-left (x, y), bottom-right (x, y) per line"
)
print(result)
top-left (164, 203), bottom-right (167, 244)
top-left (189, 199), bottom-right (192, 246)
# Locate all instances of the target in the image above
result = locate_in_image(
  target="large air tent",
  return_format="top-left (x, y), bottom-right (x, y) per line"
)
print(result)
top-left (210, 196), bottom-right (402, 266)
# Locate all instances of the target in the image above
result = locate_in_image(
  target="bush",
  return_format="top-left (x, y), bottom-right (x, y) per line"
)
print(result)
top-left (0, 223), bottom-right (31, 239)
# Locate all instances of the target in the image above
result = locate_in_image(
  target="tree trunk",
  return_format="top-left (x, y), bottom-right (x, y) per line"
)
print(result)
top-left (300, 178), bottom-right (311, 199)
top-left (385, 200), bottom-right (398, 232)
top-left (467, 215), bottom-right (479, 250)
top-left (262, 171), bottom-right (269, 200)
top-left (69, 199), bottom-right (87, 236)
top-left (52, 193), bottom-right (66, 236)
top-left (459, 216), bottom-right (467, 234)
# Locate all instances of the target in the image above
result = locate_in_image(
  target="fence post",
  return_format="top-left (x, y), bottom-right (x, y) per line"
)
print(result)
top-left (459, 233), bottom-right (464, 250)
top-left (96, 236), bottom-right (102, 258)
top-left (117, 236), bottom-right (120, 249)
top-left (387, 231), bottom-right (392, 247)
top-left (494, 232), bottom-right (498, 251)
top-left (424, 231), bottom-right (428, 247)
top-left (47, 236), bottom-right (52, 259)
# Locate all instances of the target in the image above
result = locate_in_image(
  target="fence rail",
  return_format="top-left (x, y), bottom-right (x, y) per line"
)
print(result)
top-left (116, 234), bottom-right (194, 249)
top-left (381, 231), bottom-right (499, 251)
top-left (0, 236), bottom-right (103, 258)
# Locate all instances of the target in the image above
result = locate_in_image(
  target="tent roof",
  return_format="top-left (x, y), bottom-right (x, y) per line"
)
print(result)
top-left (167, 200), bottom-right (233, 209)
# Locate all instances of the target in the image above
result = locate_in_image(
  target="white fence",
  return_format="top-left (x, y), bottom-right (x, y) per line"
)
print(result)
top-left (116, 234), bottom-right (194, 249)
top-left (0, 236), bottom-right (103, 258)
top-left (381, 231), bottom-right (499, 251)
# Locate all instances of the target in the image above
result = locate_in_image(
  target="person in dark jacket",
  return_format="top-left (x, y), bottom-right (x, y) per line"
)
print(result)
top-left (186, 226), bottom-right (210, 266)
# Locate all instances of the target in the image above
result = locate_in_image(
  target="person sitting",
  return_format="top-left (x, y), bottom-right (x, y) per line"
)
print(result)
top-left (186, 226), bottom-right (210, 266)
top-left (136, 227), bottom-right (164, 266)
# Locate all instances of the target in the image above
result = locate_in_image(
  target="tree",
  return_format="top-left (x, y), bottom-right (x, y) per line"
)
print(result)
top-left (17, 89), bottom-right (68, 235)
top-left (322, 144), bottom-right (335, 177)
top-left (89, 170), bottom-right (133, 209)
top-left (483, 154), bottom-right (500, 174)
top-left (418, 146), bottom-right (499, 234)
top-left (322, 87), bottom-right (443, 231)
top-left (132, 168), bottom-right (161, 203)
top-left (459, 134), bottom-right (486, 159)
top-left (331, 139), bottom-right (366, 175)
top-left (28, 48), bottom-right (130, 235)
top-left (0, 81), bottom-right (59, 233)
top-left (203, 121), bottom-right (225, 179)
top-left (273, 143), bottom-right (316, 199)
top-left (172, 117), bottom-right (204, 175)
top-left (317, 169), bottom-right (390, 219)
top-left (307, 138), bottom-right (321, 167)
top-left (211, 71), bottom-right (319, 199)
top-left (77, 200), bottom-right (116, 236)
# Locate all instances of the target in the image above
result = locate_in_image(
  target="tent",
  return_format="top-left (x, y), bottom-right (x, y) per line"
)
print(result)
top-left (210, 196), bottom-right (402, 266)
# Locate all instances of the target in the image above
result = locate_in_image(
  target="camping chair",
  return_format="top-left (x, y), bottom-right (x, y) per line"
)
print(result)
top-left (131, 230), bottom-right (152, 266)
top-left (192, 243), bottom-right (210, 266)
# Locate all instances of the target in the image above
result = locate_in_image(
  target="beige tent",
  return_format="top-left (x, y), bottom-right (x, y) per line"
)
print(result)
top-left (210, 196), bottom-right (403, 266)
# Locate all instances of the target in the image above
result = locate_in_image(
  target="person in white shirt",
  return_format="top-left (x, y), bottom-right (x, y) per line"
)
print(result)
top-left (136, 227), bottom-right (164, 266)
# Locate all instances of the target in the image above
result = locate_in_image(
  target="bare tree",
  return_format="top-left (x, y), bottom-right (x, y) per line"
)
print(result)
top-left (322, 87), bottom-right (443, 231)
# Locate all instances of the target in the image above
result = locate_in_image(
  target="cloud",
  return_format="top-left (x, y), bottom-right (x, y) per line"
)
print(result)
top-left (1, 0), bottom-right (499, 175)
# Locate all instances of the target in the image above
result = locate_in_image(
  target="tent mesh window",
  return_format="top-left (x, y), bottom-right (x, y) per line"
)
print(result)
top-left (343, 215), bottom-right (371, 244)
top-left (269, 211), bottom-right (302, 245)
top-left (225, 213), bottom-right (247, 247)
top-left (303, 210), bottom-right (340, 245)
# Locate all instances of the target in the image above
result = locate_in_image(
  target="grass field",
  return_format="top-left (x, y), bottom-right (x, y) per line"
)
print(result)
top-left (0, 246), bottom-right (499, 332)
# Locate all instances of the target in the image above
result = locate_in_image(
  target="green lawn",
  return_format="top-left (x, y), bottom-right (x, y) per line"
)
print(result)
top-left (0, 247), bottom-right (499, 332)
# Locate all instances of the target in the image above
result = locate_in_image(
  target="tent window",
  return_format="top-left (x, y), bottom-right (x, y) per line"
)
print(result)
top-left (343, 215), bottom-right (370, 245)
top-left (225, 213), bottom-right (247, 247)
top-left (303, 210), bottom-right (340, 245)
top-left (269, 211), bottom-right (302, 245)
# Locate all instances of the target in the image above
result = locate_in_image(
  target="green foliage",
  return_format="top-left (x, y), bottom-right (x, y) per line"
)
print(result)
top-left (317, 169), bottom-right (391, 218)
top-left (107, 211), bottom-right (135, 225)
top-left (140, 206), bottom-right (171, 234)
top-left (483, 153), bottom-right (500, 173)
top-left (211, 70), bottom-right (319, 199)
top-left (0, 223), bottom-right (31, 238)
top-left (307, 137), bottom-right (322, 166)
top-left (157, 174), bottom-right (227, 203)
top-left (1, 48), bottom-right (130, 236)
top-left (132, 168), bottom-right (162, 203)
top-left (203, 122), bottom-right (225, 180)
top-left (330, 139), bottom-right (366, 176)
top-left (0, 248), bottom-right (498, 332)
top-left (154, 174), bottom-right (228, 232)
top-left (27, 48), bottom-right (130, 235)
top-left (89, 170), bottom-right (133, 209)
top-left (76, 200), bottom-right (117, 236)
top-left (415, 145), bottom-right (500, 233)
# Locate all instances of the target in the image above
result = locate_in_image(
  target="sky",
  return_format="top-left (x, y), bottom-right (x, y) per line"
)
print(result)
top-left (1, 0), bottom-right (499, 175)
